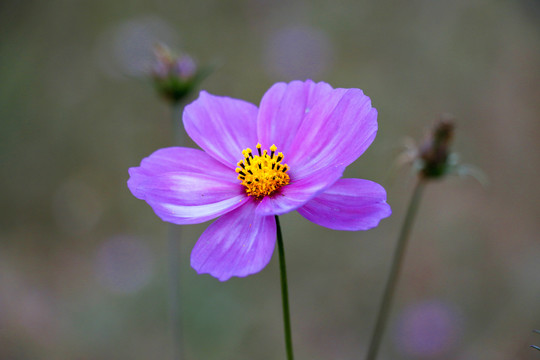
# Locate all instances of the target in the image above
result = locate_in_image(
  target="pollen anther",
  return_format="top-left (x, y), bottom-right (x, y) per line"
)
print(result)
top-left (236, 143), bottom-right (290, 199)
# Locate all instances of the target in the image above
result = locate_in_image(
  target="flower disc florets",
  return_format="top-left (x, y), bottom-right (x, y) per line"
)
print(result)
top-left (236, 143), bottom-right (290, 199)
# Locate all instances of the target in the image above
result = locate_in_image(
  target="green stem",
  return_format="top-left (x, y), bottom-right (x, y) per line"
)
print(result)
top-left (365, 179), bottom-right (426, 360)
top-left (171, 102), bottom-right (186, 146)
top-left (168, 102), bottom-right (186, 360)
top-left (275, 216), bottom-right (294, 360)
top-left (168, 225), bottom-right (182, 360)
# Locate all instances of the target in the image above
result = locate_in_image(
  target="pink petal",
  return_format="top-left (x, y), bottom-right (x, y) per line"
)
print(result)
top-left (297, 178), bottom-right (391, 230)
top-left (135, 172), bottom-right (248, 225)
top-left (286, 88), bottom-right (378, 178)
top-left (191, 201), bottom-right (276, 281)
top-left (128, 147), bottom-right (237, 200)
top-left (128, 147), bottom-right (248, 224)
top-left (255, 165), bottom-right (344, 215)
top-left (257, 80), bottom-right (333, 155)
top-left (183, 91), bottom-right (259, 168)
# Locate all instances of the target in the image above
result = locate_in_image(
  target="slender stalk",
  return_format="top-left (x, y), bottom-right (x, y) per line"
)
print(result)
top-left (168, 225), bottom-right (182, 360)
top-left (171, 102), bottom-right (186, 146)
top-left (275, 216), bottom-right (294, 360)
top-left (365, 179), bottom-right (426, 360)
top-left (168, 102), bottom-right (186, 360)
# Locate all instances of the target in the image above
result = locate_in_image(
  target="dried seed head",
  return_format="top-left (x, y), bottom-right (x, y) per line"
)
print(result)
top-left (418, 115), bottom-right (455, 179)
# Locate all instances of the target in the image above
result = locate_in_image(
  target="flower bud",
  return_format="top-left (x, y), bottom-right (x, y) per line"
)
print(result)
top-left (151, 43), bottom-right (207, 104)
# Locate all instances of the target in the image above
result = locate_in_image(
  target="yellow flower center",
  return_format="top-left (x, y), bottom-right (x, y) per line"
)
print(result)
top-left (236, 143), bottom-right (290, 199)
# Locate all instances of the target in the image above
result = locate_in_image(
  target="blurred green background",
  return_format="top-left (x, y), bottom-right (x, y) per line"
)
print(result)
top-left (1, 0), bottom-right (539, 359)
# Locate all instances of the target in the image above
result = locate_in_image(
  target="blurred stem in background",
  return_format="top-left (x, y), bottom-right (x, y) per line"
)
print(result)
top-left (275, 216), bottom-right (295, 360)
top-left (167, 102), bottom-right (186, 360)
top-left (151, 43), bottom-right (211, 360)
top-left (365, 179), bottom-right (425, 360)
top-left (365, 117), bottom-right (456, 360)
top-left (167, 224), bottom-right (183, 360)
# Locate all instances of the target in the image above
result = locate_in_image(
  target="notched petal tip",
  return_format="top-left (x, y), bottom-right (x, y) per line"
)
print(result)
top-left (193, 267), bottom-right (255, 282)
top-left (190, 203), bottom-right (277, 281)
top-left (297, 178), bottom-right (392, 231)
top-left (127, 166), bottom-right (152, 200)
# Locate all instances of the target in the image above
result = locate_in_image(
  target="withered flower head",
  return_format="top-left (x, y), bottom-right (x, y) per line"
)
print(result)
top-left (418, 115), bottom-right (455, 179)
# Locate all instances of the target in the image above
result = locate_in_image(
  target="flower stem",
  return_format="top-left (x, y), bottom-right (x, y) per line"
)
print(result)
top-left (365, 179), bottom-right (426, 360)
top-left (168, 225), bottom-right (183, 360)
top-left (171, 102), bottom-right (186, 146)
top-left (275, 216), bottom-right (294, 360)
top-left (168, 102), bottom-right (186, 360)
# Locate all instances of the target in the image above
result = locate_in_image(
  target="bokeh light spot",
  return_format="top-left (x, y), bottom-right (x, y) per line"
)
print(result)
top-left (394, 300), bottom-right (462, 358)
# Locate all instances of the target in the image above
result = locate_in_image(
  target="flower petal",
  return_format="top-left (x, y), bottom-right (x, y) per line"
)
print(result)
top-left (286, 88), bottom-right (378, 178)
top-left (128, 147), bottom-right (237, 200)
top-left (297, 178), bottom-right (391, 230)
top-left (183, 91), bottom-right (259, 168)
top-left (191, 201), bottom-right (276, 281)
top-left (131, 170), bottom-right (247, 225)
top-left (128, 147), bottom-right (246, 224)
top-left (255, 165), bottom-right (344, 215)
top-left (257, 80), bottom-right (334, 155)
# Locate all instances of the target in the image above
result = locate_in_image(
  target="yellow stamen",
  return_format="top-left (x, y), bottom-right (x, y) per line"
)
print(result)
top-left (236, 143), bottom-right (290, 199)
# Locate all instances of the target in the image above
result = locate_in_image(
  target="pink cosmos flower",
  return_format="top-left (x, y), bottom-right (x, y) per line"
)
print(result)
top-left (128, 80), bottom-right (391, 281)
